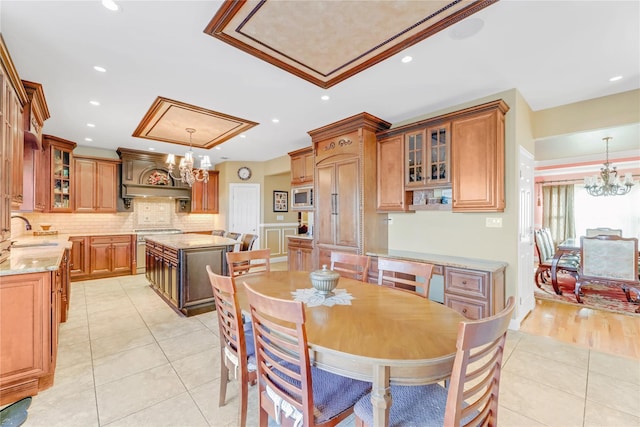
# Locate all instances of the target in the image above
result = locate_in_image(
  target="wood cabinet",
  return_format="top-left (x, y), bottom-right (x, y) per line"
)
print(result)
top-left (451, 101), bottom-right (508, 212)
top-left (43, 135), bottom-right (76, 213)
top-left (0, 254), bottom-right (69, 405)
top-left (287, 236), bottom-right (314, 271)
top-left (288, 146), bottom-right (314, 186)
top-left (190, 170), bottom-right (219, 213)
top-left (444, 266), bottom-right (505, 320)
top-left (375, 99), bottom-right (508, 213)
top-left (69, 236), bottom-right (89, 278)
top-left (74, 156), bottom-right (119, 213)
top-left (310, 113), bottom-right (390, 267)
top-left (89, 235), bottom-right (135, 277)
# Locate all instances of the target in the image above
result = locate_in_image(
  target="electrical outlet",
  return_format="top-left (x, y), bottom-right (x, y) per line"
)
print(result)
top-left (276, 215), bottom-right (284, 221)
top-left (485, 217), bottom-right (502, 228)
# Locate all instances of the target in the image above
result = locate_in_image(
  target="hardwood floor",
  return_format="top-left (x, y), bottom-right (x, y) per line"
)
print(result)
top-left (520, 298), bottom-right (640, 359)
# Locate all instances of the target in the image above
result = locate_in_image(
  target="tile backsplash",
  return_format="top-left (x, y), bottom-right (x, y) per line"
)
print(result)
top-left (11, 198), bottom-right (220, 237)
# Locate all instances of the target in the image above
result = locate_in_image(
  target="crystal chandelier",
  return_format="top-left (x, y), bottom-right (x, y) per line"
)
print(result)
top-left (166, 128), bottom-right (212, 187)
top-left (583, 137), bottom-right (634, 197)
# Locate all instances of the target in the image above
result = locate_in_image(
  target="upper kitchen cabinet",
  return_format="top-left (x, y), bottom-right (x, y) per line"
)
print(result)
top-left (43, 135), bottom-right (76, 213)
top-left (309, 113), bottom-right (390, 268)
top-left (451, 100), bottom-right (508, 212)
top-left (74, 156), bottom-right (120, 213)
top-left (377, 134), bottom-right (412, 212)
top-left (20, 81), bottom-right (50, 212)
top-left (288, 146), bottom-right (314, 186)
top-left (190, 171), bottom-right (219, 213)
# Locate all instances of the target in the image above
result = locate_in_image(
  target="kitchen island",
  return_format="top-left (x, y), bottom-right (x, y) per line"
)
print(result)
top-left (144, 234), bottom-right (238, 316)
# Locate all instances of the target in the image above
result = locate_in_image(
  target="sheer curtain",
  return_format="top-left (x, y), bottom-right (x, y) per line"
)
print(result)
top-left (574, 183), bottom-right (640, 239)
top-left (542, 185), bottom-right (575, 244)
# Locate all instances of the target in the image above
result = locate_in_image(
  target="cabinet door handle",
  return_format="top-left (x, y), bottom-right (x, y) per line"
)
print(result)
top-left (462, 308), bottom-right (468, 314)
top-left (462, 280), bottom-right (467, 285)
top-left (331, 193), bottom-right (338, 215)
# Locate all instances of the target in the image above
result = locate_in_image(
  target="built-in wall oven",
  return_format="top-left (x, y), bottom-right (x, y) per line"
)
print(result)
top-left (134, 229), bottom-right (182, 274)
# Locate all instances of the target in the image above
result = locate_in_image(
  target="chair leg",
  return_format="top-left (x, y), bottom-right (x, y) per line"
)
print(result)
top-left (574, 281), bottom-right (584, 303)
top-left (239, 378), bottom-right (249, 427)
top-left (219, 352), bottom-right (229, 407)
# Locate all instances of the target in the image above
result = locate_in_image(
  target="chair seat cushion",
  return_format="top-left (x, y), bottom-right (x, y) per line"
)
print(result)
top-left (310, 367), bottom-right (371, 424)
top-left (355, 384), bottom-right (448, 427)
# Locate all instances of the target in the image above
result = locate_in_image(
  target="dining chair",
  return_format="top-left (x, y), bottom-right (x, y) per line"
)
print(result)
top-left (227, 248), bottom-right (271, 278)
top-left (242, 282), bottom-right (371, 427)
top-left (330, 252), bottom-right (370, 282)
top-left (212, 229), bottom-right (226, 237)
top-left (533, 228), bottom-right (578, 287)
top-left (575, 235), bottom-right (639, 304)
top-left (354, 296), bottom-right (515, 427)
top-left (206, 266), bottom-right (257, 427)
top-left (585, 227), bottom-right (623, 237)
top-left (239, 233), bottom-right (258, 252)
top-left (225, 231), bottom-right (242, 240)
top-left (377, 257), bottom-right (434, 298)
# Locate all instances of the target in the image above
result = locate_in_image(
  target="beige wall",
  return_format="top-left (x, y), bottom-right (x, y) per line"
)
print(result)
top-left (263, 172), bottom-right (297, 224)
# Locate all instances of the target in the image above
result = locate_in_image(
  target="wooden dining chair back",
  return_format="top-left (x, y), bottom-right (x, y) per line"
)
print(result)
top-left (576, 235), bottom-right (639, 303)
top-left (225, 231), bottom-right (241, 240)
top-left (377, 257), bottom-right (434, 298)
top-left (585, 227), bottom-right (623, 237)
top-left (330, 252), bottom-right (370, 282)
top-left (206, 266), bottom-right (256, 427)
top-left (212, 229), bottom-right (226, 237)
top-left (243, 282), bottom-right (371, 427)
top-left (354, 297), bottom-right (515, 427)
top-left (227, 248), bottom-right (271, 277)
top-left (239, 233), bottom-right (258, 252)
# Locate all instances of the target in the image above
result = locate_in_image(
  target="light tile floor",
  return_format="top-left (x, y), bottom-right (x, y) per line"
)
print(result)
top-left (19, 273), bottom-right (640, 427)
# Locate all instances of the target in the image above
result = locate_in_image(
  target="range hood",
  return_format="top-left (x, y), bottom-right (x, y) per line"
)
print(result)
top-left (117, 147), bottom-right (191, 208)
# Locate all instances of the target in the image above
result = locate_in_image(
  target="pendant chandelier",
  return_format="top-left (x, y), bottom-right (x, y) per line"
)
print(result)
top-left (583, 137), bottom-right (634, 197)
top-left (165, 128), bottom-right (212, 187)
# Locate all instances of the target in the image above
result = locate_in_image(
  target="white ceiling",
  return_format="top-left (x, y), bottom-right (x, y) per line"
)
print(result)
top-left (1, 1), bottom-right (638, 168)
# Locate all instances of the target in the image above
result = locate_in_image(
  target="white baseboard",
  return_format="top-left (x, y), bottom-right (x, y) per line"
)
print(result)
top-left (270, 256), bottom-right (287, 264)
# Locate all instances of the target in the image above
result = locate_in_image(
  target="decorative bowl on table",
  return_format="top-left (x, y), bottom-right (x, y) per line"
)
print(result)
top-left (310, 265), bottom-right (340, 296)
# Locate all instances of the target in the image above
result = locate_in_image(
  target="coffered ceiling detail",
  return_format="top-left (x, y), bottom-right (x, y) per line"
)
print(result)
top-left (132, 96), bottom-right (259, 149)
top-left (205, 0), bottom-right (497, 88)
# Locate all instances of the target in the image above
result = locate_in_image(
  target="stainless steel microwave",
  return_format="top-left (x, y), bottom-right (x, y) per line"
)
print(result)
top-left (292, 186), bottom-right (313, 210)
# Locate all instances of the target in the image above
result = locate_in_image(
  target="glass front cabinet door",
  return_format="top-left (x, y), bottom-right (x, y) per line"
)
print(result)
top-left (426, 123), bottom-right (451, 186)
top-left (51, 145), bottom-right (73, 212)
top-left (405, 130), bottom-right (426, 187)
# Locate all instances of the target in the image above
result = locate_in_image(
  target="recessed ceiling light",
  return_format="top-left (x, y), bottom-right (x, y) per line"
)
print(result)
top-left (101, 0), bottom-right (119, 11)
top-left (84, 137), bottom-right (93, 142)
top-left (272, 118), bottom-right (280, 123)
top-left (93, 66), bottom-right (106, 73)
top-left (449, 18), bottom-right (484, 40)
top-left (89, 100), bottom-right (100, 106)
top-left (401, 56), bottom-right (413, 63)
top-left (609, 75), bottom-right (623, 82)
top-left (240, 134), bottom-right (246, 138)
top-left (149, 147), bottom-right (155, 151)
top-left (87, 123), bottom-right (95, 127)
top-left (215, 147), bottom-right (222, 150)
top-left (321, 95), bottom-right (330, 101)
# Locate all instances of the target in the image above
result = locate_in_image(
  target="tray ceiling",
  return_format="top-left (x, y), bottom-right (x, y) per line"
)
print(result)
top-left (132, 96), bottom-right (259, 149)
top-left (205, 0), bottom-right (497, 88)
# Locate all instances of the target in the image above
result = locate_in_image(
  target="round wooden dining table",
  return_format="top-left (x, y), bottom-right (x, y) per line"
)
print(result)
top-left (238, 270), bottom-right (465, 427)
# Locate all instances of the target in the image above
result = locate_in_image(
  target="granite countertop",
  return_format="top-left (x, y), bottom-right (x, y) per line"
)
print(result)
top-left (144, 234), bottom-right (239, 250)
top-left (366, 249), bottom-right (508, 272)
top-left (287, 234), bottom-right (313, 240)
top-left (0, 234), bottom-right (73, 276)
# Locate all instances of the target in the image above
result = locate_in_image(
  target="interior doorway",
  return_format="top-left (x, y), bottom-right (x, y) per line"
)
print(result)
top-left (229, 183), bottom-right (261, 247)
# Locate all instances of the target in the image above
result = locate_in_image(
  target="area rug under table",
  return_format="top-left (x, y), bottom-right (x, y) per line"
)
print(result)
top-left (535, 274), bottom-right (640, 316)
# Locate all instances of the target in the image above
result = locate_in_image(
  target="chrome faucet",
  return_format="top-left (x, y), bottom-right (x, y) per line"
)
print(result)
top-left (11, 215), bottom-right (32, 231)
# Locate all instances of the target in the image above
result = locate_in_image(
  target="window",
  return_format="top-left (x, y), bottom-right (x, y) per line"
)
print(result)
top-left (573, 183), bottom-right (640, 238)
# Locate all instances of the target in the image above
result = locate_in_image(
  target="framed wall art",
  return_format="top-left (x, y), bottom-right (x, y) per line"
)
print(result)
top-left (273, 190), bottom-right (288, 212)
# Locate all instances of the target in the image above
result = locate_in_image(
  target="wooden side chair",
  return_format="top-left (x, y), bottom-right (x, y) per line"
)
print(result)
top-left (354, 297), bottom-right (516, 427)
top-left (576, 235), bottom-right (639, 304)
top-left (227, 248), bottom-right (271, 278)
top-left (585, 227), bottom-right (623, 237)
top-left (206, 266), bottom-right (257, 427)
top-left (330, 252), bottom-right (370, 282)
top-left (225, 231), bottom-right (241, 240)
top-left (243, 282), bottom-right (371, 427)
top-left (377, 257), bottom-right (434, 298)
top-left (239, 233), bottom-right (258, 252)
top-left (212, 229), bottom-right (226, 237)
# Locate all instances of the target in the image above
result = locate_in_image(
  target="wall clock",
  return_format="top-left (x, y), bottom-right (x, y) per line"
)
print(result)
top-left (237, 166), bottom-right (252, 180)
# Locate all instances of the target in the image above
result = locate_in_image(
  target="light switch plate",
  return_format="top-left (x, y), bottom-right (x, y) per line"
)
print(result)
top-left (276, 215), bottom-right (284, 221)
top-left (485, 217), bottom-right (502, 228)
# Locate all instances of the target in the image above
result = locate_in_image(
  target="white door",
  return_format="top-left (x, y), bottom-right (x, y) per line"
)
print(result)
top-left (229, 183), bottom-right (261, 245)
top-left (517, 147), bottom-right (536, 325)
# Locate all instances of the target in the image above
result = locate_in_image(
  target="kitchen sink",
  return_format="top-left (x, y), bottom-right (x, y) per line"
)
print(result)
top-left (11, 242), bottom-right (59, 248)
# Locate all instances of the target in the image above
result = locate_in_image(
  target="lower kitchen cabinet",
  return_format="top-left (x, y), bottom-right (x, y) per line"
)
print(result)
top-left (145, 237), bottom-right (235, 316)
top-left (287, 236), bottom-right (314, 271)
top-left (0, 254), bottom-right (69, 405)
top-left (70, 234), bottom-right (135, 280)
